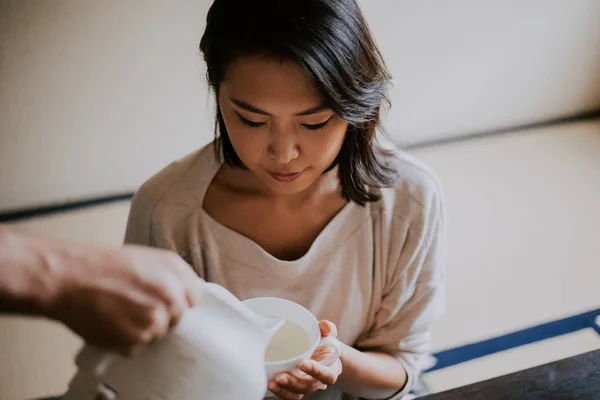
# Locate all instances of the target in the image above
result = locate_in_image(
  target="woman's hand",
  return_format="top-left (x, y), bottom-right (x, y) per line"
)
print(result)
top-left (268, 320), bottom-right (342, 399)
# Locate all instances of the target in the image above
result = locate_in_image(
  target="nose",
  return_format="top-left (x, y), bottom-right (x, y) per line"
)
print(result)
top-left (267, 128), bottom-right (299, 164)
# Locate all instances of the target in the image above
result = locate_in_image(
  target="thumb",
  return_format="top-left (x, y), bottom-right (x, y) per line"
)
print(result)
top-left (185, 277), bottom-right (206, 307)
top-left (318, 320), bottom-right (337, 338)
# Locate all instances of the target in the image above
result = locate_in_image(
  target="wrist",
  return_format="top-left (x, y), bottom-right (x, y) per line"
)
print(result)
top-left (35, 237), bottom-right (70, 318)
top-left (336, 345), bottom-right (408, 399)
top-left (6, 229), bottom-right (67, 317)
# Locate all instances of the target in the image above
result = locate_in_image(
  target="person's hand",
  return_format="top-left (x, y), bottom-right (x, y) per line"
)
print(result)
top-left (268, 320), bottom-right (342, 399)
top-left (44, 243), bottom-right (204, 356)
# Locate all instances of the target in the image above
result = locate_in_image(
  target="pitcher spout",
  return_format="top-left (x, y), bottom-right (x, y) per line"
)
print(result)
top-left (201, 282), bottom-right (284, 342)
top-left (257, 315), bottom-right (285, 340)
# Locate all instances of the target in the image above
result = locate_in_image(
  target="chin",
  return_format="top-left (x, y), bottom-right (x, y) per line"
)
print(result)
top-left (259, 173), bottom-right (316, 196)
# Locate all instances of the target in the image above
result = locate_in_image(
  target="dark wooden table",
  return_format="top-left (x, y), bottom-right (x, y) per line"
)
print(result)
top-left (421, 349), bottom-right (600, 400)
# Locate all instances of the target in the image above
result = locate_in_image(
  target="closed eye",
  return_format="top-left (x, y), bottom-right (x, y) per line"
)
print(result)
top-left (302, 117), bottom-right (332, 131)
top-left (235, 112), bottom-right (265, 128)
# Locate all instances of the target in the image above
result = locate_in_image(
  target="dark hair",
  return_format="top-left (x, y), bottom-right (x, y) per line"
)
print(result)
top-left (199, 0), bottom-right (398, 205)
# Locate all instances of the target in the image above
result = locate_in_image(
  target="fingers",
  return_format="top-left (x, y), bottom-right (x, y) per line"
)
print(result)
top-left (144, 266), bottom-right (190, 318)
top-left (113, 301), bottom-right (170, 356)
top-left (268, 382), bottom-right (304, 400)
top-left (298, 360), bottom-right (339, 385)
top-left (271, 373), bottom-right (327, 396)
top-left (145, 303), bottom-right (171, 339)
top-left (184, 276), bottom-right (205, 307)
top-left (60, 245), bottom-right (200, 358)
top-left (142, 252), bottom-right (201, 325)
top-left (318, 320), bottom-right (337, 338)
top-left (122, 293), bottom-right (171, 339)
top-left (161, 252), bottom-right (204, 308)
top-left (143, 276), bottom-right (188, 330)
top-left (311, 345), bottom-right (336, 363)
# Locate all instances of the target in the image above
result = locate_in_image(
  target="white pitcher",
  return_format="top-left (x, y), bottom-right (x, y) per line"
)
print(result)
top-left (64, 282), bottom-right (284, 400)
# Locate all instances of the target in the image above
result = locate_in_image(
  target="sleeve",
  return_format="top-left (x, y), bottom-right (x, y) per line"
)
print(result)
top-left (123, 184), bottom-right (156, 247)
top-left (354, 185), bottom-right (446, 399)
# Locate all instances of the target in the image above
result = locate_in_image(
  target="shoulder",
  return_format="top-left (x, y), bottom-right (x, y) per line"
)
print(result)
top-left (371, 148), bottom-right (446, 287)
top-left (133, 145), bottom-right (211, 208)
top-left (392, 149), bottom-right (443, 207)
top-left (377, 148), bottom-right (445, 238)
top-left (127, 143), bottom-right (217, 236)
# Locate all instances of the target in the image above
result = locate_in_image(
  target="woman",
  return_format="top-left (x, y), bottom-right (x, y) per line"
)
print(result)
top-left (125, 0), bottom-right (446, 399)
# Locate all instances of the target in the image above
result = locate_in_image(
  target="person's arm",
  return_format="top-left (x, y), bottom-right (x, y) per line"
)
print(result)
top-left (335, 345), bottom-right (408, 399)
top-left (284, 341), bottom-right (408, 399)
top-left (0, 227), bottom-right (61, 315)
top-left (338, 185), bottom-right (446, 399)
top-left (0, 226), bottom-right (204, 356)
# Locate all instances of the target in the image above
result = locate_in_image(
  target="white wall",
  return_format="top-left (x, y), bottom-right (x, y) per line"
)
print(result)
top-left (1, 0), bottom-right (600, 212)
top-left (0, 0), bottom-right (214, 212)
top-left (360, 0), bottom-right (600, 144)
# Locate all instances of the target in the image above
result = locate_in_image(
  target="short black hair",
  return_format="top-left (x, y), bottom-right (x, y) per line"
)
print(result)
top-left (199, 0), bottom-right (398, 205)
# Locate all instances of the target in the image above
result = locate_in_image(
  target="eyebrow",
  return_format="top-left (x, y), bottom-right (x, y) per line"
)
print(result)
top-left (229, 97), bottom-right (330, 116)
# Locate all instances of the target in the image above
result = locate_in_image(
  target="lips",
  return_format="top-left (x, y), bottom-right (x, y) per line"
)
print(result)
top-left (269, 171), bottom-right (303, 183)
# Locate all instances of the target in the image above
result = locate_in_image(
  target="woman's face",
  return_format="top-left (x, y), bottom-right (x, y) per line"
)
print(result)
top-left (218, 56), bottom-right (348, 196)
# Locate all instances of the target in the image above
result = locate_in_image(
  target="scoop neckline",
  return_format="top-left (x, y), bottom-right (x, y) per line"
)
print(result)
top-left (194, 146), bottom-right (366, 267)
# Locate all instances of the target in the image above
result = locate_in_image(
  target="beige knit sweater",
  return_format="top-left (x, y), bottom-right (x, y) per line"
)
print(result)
top-left (124, 143), bottom-right (446, 400)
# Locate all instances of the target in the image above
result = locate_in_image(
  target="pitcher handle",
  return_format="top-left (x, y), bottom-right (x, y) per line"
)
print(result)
top-left (75, 345), bottom-right (114, 377)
